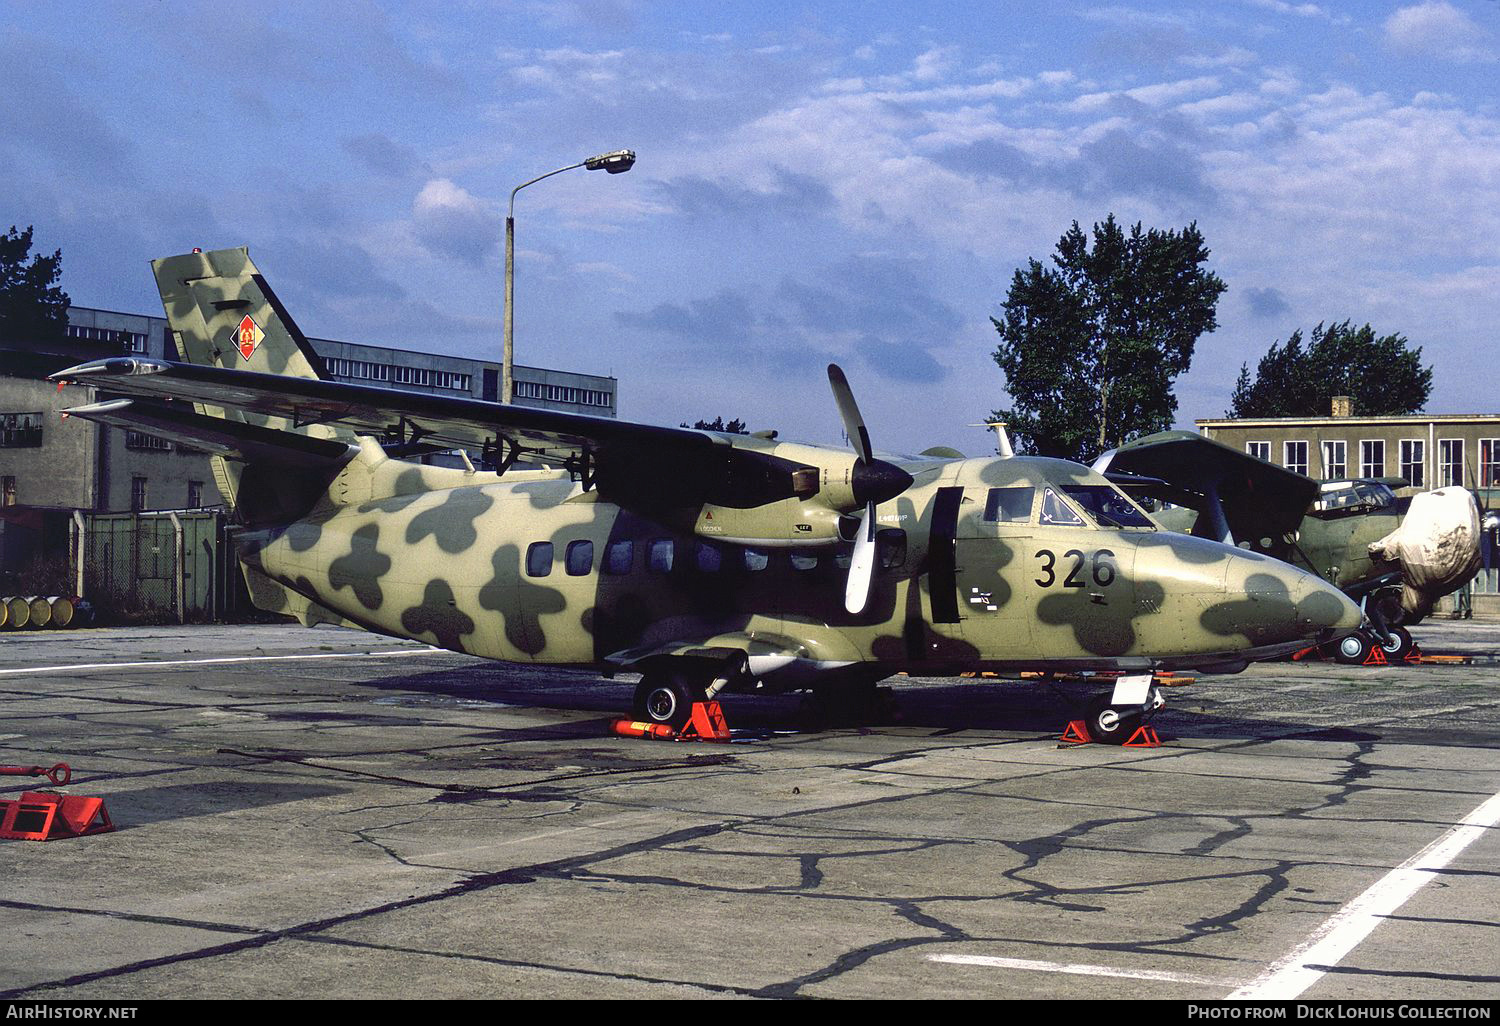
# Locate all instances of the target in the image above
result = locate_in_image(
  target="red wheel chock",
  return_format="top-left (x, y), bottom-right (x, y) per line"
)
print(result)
top-left (611, 701), bottom-right (731, 743)
top-left (1059, 720), bottom-right (1091, 744)
top-left (1362, 646), bottom-right (1388, 666)
top-left (1405, 643), bottom-right (1423, 664)
top-left (0, 791), bottom-right (114, 841)
top-left (1059, 721), bottom-right (1162, 747)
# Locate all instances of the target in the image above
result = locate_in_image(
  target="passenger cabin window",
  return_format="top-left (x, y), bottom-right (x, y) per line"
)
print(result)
top-left (983, 486), bottom-right (1034, 523)
top-left (1039, 488), bottom-right (1085, 527)
top-left (790, 553), bottom-right (818, 571)
top-left (566, 540), bottom-right (594, 576)
top-left (526, 542), bottom-right (554, 577)
top-left (696, 543), bottom-right (723, 573)
top-left (603, 540), bottom-right (634, 575)
top-left (1059, 485), bottom-right (1154, 529)
top-left (742, 548), bottom-right (769, 572)
top-left (648, 539), bottom-right (675, 574)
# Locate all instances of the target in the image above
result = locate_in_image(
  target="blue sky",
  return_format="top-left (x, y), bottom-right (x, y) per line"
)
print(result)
top-left (3, 1), bottom-right (1498, 454)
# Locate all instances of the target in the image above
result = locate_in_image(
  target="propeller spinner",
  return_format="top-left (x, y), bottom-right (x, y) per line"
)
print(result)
top-left (827, 364), bottom-right (913, 614)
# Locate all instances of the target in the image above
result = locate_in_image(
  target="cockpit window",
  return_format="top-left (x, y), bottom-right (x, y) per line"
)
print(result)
top-left (1313, 482), bottom-right (1397, 516)
top-left (983, 486), bottom-right (1035, 523)
top-left (1059, 485), bottom-right (1156, 529)
top-left (1039, 488), bottom-right (1085, 527)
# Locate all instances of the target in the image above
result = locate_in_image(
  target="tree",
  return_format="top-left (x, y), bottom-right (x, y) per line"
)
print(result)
top-left (0, 226), bottom-right (70, 349)
top-left (680, 416), bottom-right (748, 434)
top-left (1227, 321), bottom-right (1432, 418)
top-left (991, 215), bottom-right (1226, 462)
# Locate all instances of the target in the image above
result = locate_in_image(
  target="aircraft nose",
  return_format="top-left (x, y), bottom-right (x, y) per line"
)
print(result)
top-left (1206, 551), bottom-right (1363, 649)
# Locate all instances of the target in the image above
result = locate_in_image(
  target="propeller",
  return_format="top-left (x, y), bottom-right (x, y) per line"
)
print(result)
top-left (827, 364), bottom-right (912, 614)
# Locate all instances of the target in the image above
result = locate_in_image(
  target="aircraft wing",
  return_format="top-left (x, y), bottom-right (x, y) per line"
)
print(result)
top-left (50, 357), bottom-right (806, 511)
top-left (1094, 430), bottom-right (1318, 542)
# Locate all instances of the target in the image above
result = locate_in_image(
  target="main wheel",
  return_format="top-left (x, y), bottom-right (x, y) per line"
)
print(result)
top-left (1333, 630), bottom-right (1374, 665)
top-left (1085, 693), bottom-right (1142, 745)
top-left (1376, 624), bottom-right (1414, 662)
top-left (633, 673), bottom-right (695, 730)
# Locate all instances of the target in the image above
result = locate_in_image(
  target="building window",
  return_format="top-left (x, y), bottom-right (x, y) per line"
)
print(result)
top-left (1246, 441), bottom-right (1270, 462)
top-left (125, 429), bottom-right (172, 452)
top-left (0, 412), bottom-right (43, 448)
top-left (187, 481), bottom-right (204, 507)
top-left (1482, 440), bottom-right (1500, 489)
top-left (1440, 439), bottom-right (1465, 488)
top-left (1400, 440), bottom-right (1425, 488)
top-left (1322, 440), bottom-right (1346, 479)
top-left (131, 476), bottom-right (148, 511)
top-left (1284, 440), bottom-right (1308, 476)
top-left (1360, 440), bottom-right (1385, 479)
top-left (2, 476), bottom-right (15, 507)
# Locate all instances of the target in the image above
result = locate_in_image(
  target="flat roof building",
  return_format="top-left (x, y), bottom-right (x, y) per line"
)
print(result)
top-left (1197, 404), bottom-right (1500, 503)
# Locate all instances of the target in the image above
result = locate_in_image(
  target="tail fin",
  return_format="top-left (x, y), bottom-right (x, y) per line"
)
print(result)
top-left (151, 247), bottom-right (347, 506)
top-left (153, 247), bottom-right (327, 379)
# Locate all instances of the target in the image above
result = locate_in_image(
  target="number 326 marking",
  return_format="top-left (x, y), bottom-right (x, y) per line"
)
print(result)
top-left (1034, 548), bottom-right (1116, 588)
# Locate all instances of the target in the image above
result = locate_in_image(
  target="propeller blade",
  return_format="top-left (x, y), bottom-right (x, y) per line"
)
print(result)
top-left (845, 502), bottom-right (878, 614)
top-left (827, 364), bottom-right (873, 464)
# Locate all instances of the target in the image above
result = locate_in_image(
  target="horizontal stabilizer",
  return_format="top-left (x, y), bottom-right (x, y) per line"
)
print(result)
top-left (63, 398), bottom-right (355, 468)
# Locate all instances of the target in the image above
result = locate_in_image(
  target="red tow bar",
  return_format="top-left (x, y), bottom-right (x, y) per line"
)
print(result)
top-left (0, 764), bottom-right (71, 786)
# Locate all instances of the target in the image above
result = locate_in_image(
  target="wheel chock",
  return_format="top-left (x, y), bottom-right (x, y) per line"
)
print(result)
top-left (1362, 645), bottom-right (1388, 666)
top-left (1122, 725), bottom-right (1162, 748)
top-left (611, 701), bottom-right (732, 743)
top-left (1059, 720), bottom-right (1091, 744)
top-left (678, 701), bottom-right (731, 742)
top-left (1405, 643), bottom-right (1423, 665)
top-left (0, 791), bottom-right (114, 841)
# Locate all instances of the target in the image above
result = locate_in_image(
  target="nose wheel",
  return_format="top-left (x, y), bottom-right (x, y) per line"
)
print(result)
top-left (1084, 693), bottom-right (1144, 745)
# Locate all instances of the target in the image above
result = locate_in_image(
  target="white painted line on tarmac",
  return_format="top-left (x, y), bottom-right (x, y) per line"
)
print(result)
top-left (1230, 787), bottom-right (1500, 1000)
top-left (0, 648), bottom-right (447, 678)
top-left (928, 953), bottom-right (1237, 987)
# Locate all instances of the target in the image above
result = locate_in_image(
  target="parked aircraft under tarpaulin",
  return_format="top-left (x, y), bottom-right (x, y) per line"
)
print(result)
top-left (51, 248), bottom-right (1362, 743)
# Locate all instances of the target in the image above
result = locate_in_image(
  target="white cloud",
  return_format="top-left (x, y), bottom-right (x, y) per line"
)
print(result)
top-left (410, 179), bottom-right (502, 266)
top-left (1384, 2), bottom-right (1495, 63)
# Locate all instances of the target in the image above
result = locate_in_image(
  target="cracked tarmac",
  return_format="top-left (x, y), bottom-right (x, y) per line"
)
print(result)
top-left (1, 621), bottom-right (1498, 1000)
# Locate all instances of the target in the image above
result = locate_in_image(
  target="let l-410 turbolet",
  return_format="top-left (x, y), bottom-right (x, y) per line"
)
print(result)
top-left (51, 247), bottom-right (1362, 743)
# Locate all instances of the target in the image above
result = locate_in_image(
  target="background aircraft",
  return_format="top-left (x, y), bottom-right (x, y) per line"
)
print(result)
top-left (1094, 431), bottom-right (1484, 663)
top-left (51, 248), bottom-right (1362, 742)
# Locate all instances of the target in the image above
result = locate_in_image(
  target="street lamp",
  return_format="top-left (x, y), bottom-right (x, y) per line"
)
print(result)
top-left (503, 149), bottom-right (636, 404)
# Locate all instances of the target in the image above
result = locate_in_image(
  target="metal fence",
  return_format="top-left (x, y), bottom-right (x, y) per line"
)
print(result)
top-left (77, 511), bottom-right (248, 623)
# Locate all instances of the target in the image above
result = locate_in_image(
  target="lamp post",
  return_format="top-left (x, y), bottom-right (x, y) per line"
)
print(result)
top-left (503, 149), bottom-right (636, 404)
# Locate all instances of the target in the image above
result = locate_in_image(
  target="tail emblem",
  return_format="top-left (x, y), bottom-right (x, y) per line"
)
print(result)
top-left (233, 314), bottom-right (264, 361)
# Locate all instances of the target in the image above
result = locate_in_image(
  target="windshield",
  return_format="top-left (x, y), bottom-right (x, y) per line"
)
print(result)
top-left (1060, 485), bottom-right (1156, 529)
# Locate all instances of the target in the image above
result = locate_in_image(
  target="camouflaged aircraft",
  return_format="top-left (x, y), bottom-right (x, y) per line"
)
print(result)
top-left (1094, 431), bottom-right (1484, 665)
top-left (50, 248), bottom-right (1363, 743)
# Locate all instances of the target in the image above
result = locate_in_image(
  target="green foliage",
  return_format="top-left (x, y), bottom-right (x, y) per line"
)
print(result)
top-left (0, 226), bottom-right (70, 349)
top-left (681, 416), bottom-right (748, 434)
top-left (991, 215), bottom-right (1226, 463)
top-left (1227, 321), bottom-right (1433, 417)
